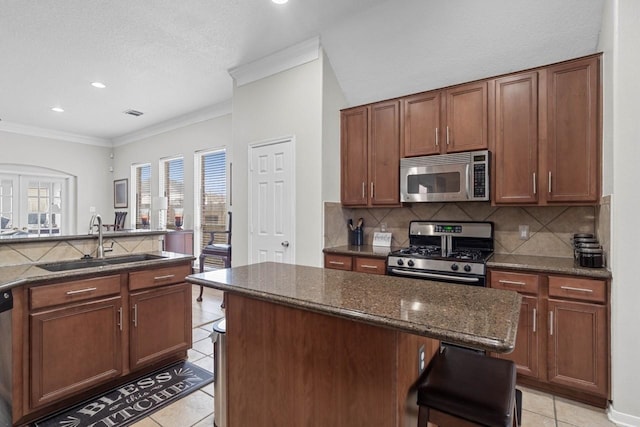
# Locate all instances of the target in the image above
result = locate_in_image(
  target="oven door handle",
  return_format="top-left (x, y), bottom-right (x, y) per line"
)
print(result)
top-left (390, 269), bottom-right (481, 283)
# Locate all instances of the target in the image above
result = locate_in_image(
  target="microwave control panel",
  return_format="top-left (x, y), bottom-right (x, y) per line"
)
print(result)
top-left (473, 163), bottom-right (487, 198)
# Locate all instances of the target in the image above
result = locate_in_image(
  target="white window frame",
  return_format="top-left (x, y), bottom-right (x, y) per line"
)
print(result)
top-left (159, 155), bottom-right (184, 230)
top-left (131, 163), bottom-right (151, 229)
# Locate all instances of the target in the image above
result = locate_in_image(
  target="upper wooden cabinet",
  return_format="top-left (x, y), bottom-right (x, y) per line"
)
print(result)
top-left (341, 100), bottom-right (400, 207)
top-left (544, 56), bottom-right (600, 203)
top-left (402, 81), bottom-right (488, 157)
top-left (492, 72), bottom-right (539, 204)
top-left (492, 55), bottom-right (601, 205)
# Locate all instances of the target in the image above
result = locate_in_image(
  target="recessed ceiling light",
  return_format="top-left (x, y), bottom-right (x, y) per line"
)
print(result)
top-left (91, 81), bottom-right (106, 89)
top-left (51, 107), bottom-right (64, 113)
top-left (272, 0), bottom-right (288, 4)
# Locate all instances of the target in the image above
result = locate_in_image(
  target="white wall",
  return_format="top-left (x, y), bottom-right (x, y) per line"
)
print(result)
top-left (112, 114), bottom-right (232, 234)
top-left (603, 0), bottom-right (640, 424)
top-left (321, 52), bottom-right (347, 203)
top-left (231, 55), bottom-right (324, 267)
top-left (0, 130), bottom-right (112, 233)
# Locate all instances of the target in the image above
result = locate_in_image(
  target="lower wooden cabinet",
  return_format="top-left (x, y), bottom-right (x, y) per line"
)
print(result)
top-left (324, 253), bottom-right (386, 275)
top-left (19, 260), bottom-right (193, 423)
top-left (489, 269), bottom-right (609, 405)
top-left (29, 296), bottom-right (123, 408)
top-left (130, 283), bottom-right (192, 370)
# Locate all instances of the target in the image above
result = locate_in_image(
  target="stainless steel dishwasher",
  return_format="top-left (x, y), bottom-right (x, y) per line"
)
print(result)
top-left (211, 317), bottom-right (226, 427)
top-left (0, 289), bottom-right (13, 427)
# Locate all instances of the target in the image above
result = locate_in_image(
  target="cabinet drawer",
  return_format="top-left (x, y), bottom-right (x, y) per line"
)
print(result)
top-left (129, 263), bottom-right (192, 291)
top-left (490, 270), bottom-right (539, 294)
top-left (548, 276), bottom-right (606, 303)
top-left (325, 254), bottom-right (353, 271)
top-left (30, 275), bottom-right (121, 310)
top-left (354, 257), bottom-right (386, 275)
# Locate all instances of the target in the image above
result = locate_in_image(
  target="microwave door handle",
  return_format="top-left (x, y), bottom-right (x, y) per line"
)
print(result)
top-left (465, 164), bottom-right (471, 199)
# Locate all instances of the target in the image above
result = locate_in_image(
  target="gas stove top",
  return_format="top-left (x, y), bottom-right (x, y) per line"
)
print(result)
top-left (387, 221), bottom-right (494, 285)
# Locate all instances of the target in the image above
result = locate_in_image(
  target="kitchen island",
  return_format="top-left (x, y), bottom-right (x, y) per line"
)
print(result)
top-left (187, 262), bottom-right (522, 427)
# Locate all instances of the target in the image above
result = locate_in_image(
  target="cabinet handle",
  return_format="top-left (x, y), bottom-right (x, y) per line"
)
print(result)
top-left (533, 172), bottom-right (537, 195)
top-left (498, 279), bottom-right (526, 286)
top-left (66, 287), bottom-right (97, 295)
top-left (549, 311), bottom-right (553, 336)
top-left (360, 264), bottom-right (379, 270)
top-left (118, 307), bottom-right (123, 331)
top-left (133, 304), bottom-right (138, 328)
top-left (154, 274), bottom-right (175, 281)
top-left (548, 171), bottom-right (552, 193)
top-left (560, 286), bottom-right (593, 293)
top-left (446, 126), bottom-right (450, 145)
top-left (362, 182), bottom-right (366, 198)
top-left (532, 308), bottom-right (537, 333)
top-left (329, 261), bottom-right (345, 266)
top-left (371, 182), bottom-right (375, 199)
top-left (435, 127), bottom-right (439, 146)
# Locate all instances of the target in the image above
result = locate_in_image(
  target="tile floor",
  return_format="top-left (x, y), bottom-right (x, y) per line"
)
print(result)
top-left (131, 286), bottom-right (617, 427)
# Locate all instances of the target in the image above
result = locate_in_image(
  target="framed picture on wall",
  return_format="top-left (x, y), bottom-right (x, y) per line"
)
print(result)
top-left (114, 179), bottom-right (128, 208)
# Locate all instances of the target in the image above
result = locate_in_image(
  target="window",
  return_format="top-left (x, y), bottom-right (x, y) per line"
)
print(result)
top-left (0, 171), bottom-right (69, 236)
top-left (196, 149), bottom-right (227, 267)
top-left (160, 157), bottom-right (184, 230)
top-left (134, 164), bottom-right (151, 229)
top-left (0, 178), bottom-right (14, 231)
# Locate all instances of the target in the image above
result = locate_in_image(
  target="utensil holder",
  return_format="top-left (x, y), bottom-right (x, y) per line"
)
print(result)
top-left (350, 228), bottom-right (363, 246)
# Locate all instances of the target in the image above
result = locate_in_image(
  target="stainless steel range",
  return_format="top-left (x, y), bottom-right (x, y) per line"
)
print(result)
top-left (387, 221), bottom-right (494, 286)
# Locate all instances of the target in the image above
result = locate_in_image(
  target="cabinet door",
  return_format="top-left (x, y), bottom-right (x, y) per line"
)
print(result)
top-left (547, 299), bottom-right (608, 397)
top-left (130, 283), bottom-right (192, 370)
top-left (402, 91), bottom-right (441, 157)
top-left (494, 295), bottom-right (539, 379)
top-left (545, 56), bottom-right (599, 203)
top-left (445, 81), bottom-right (488, 153)
top-left (341, 106), bottom-right (369, 206)
top-left (165, 230), bottom-right (193, 255)
top-left (30, 296), bottom-right (123, 408)
top-left (493, 72), bottom-right (539, 204)
top-left (369, 100), bottom-right (400, 206)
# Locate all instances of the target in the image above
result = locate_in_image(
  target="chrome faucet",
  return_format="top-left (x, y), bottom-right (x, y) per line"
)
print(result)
top-left (89, 214), bottom-right (110, 259)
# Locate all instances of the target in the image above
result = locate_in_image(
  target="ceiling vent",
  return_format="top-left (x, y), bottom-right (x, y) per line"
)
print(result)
top-left (123, 109), bottom-right (144, 117)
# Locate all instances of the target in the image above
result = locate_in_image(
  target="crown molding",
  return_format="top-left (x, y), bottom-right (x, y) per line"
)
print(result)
top-left (229, 36), bottom-right (320, 87)
top-left (0, 121), bottom-right (112, 146)
top-left (111, 100), bottom-right (233, 146)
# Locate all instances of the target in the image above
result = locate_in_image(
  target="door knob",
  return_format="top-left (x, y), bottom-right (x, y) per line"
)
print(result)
top-left (281, 241), bottom-right (290, 247)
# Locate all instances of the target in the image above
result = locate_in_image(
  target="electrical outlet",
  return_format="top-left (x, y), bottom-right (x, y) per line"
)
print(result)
top-left (89, 206), bottom-right (96, 213)
top-left (418, 345), bottom-right (426, 374)
top-left (519, 224), bottom-right (529, 240)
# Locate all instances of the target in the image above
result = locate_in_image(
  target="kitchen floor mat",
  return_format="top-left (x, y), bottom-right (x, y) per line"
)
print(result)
top-left (33, 360), bottom-right (213, 427)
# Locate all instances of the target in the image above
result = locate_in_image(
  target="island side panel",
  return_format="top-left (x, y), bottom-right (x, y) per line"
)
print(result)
top-left (226, 293), bottom-right (398, 427)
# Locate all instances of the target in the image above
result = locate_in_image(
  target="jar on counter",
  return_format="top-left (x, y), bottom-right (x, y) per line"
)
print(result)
top-left (578, 247), bottom-right (605, 268)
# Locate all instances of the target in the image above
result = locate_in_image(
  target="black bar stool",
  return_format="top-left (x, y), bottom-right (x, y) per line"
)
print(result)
top-left (417, 346), bottom-right (519, 427)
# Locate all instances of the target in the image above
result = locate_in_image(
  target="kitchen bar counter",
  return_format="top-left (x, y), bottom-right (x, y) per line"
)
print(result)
top-left (323, 246), bottom-right (612, 279)
top-left (187, 262), bottom-right (521, 352)
top-left (0, 251), bottom-right (194, 292)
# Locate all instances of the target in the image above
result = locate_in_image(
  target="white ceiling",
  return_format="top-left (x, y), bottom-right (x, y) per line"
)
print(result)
top-left (0, 0), bottom-right (605, 145)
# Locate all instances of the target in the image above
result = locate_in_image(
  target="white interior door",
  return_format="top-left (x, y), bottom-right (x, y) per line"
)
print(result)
top-left (249, 138), bottom-right (295, 264)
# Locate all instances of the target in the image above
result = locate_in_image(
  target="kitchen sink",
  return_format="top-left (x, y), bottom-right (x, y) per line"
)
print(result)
top-left (39, 254), bottom-right (166, 272)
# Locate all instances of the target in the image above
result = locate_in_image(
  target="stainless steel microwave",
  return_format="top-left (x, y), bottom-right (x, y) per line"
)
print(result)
top-left (400, 150), bottom-right (490, 202)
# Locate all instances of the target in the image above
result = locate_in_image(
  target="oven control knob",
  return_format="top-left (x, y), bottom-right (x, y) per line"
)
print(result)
top-left (407, 260), bottom-right (415, 267)
top-left (451, 263), bottom-right (459, 271)
top-left (464, 264), bottom-right (472, 272)
top-left (397, 259), bottom-right (404, 266)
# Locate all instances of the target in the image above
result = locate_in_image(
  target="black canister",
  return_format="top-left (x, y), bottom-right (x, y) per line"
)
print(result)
top-left (578, 247), bottom-right (604, 268)
top-left (350, 228), bottom-right (364, 246)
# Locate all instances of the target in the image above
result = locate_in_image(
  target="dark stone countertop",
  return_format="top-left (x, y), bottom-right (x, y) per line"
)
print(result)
top-left (323, 246), bottom-right (612, 279)
top-left (0, 252), bottom-right (195, 293)
top-left (187, 262), bottom-right (522, 353)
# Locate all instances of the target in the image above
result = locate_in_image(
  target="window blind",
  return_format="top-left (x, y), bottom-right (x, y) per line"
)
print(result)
top-left (163, 158), bottom-right (184, 229)
top-left (135, 164), bottom-right (151, 228)
top-left (199, 149), bottom-right (227, 268)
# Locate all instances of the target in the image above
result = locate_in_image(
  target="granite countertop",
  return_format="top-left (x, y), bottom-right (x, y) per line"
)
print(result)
top-left (0, 251), bottom-right (195, 293)
top-left (0, 229), bottom-right (167, 244)
top-left (187, 262), bottom-right (522, 353)
top-left (323, 246), bottom-right (612, 279)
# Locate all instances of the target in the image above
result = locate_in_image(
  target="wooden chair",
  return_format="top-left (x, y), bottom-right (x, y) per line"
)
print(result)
top-left (103, 211), bottom-right (127, 231)
top-left (198, 211), bottom-right (232, 302)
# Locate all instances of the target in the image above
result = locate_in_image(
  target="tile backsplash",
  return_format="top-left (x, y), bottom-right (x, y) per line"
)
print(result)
top-left (325, 202), bottom-right (599, 259)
